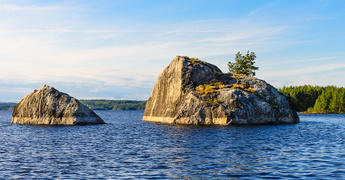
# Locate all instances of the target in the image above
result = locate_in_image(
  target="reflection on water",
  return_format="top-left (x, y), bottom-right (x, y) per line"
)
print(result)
top-left (0, 111), bottom-right (345, 179)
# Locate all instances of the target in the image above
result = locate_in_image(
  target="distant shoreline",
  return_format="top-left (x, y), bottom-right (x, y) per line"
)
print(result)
top-left (3, 101), bottom-right (345, 114)
top-left (0, 100), bottom-right (147, 111)
top-left (79, 99), bottom-right (146, 110)
top-left (0, 102), bottom-right (16, 111)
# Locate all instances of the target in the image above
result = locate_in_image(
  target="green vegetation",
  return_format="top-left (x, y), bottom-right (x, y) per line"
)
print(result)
top-left (228, 51), bottom-right (259, 76)
top-left (0, 102), bottom-right (16, 110)
top-left (212, 98), bottom-right (223, 104)
top-left (194, 82), bottom-right (225, 104)
top-left (195, 81), bottom-right (257, 96)
top-left (194, 81), bottom-right (257, 104)
top-left (307, 87), bottom-right (345, 114)
top-left (185, 56), bottom-right (201, 63)
top-left (195, 82), bottom-right (225, 95)
top-left (79, 100), bottom-right (146, 110)
top-left (279, 85), bottom-right (323, 112)
top-left (279, 85), bottom-right (345, 114)
top-left (230, 73), bottom-right (247, 80)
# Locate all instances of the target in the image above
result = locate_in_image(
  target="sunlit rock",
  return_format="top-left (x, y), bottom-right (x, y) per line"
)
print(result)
top-left (12, 85), bottom-right (105, 125)
top-left (143, 56), bottom-right (299, 125)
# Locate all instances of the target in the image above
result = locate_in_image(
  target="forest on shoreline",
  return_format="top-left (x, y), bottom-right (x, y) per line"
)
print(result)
top-left (0, 103), bottom-right (16, 110)
top-left (279, 85), bottom-right (345, 114)
top-left (79, 100), bottom-right (146, 110)
top-left (0, 100), bottom-right (146, 111)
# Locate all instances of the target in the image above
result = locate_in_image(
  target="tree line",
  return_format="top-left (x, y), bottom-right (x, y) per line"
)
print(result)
top-left (0, 103), bottom-right (16, 110)
top-left (0, 100), bottom-right (147, 111)
top-left (279, 85), bottom-right (345, 114)
top-left (79, 100), bottom-right (146, 110)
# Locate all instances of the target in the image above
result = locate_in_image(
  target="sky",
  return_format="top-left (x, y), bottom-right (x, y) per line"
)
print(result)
top-left (0, 0), bottom-right (344, 102)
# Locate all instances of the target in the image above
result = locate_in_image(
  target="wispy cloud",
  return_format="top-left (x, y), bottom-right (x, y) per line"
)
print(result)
top-left (259, 63), bottom-right (345, 78)
top-left (0, 4), bottom-right (65, 11)
top-left (282, 56), bottom-right (341, 64)
top-left (0, 9), bottom-right (295, 101)
top-left (0, 0), bottom-right (343, 101)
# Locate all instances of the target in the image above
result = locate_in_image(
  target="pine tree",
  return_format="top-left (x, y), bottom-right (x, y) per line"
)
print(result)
top-left (228, 51), bottom-right (259, 76)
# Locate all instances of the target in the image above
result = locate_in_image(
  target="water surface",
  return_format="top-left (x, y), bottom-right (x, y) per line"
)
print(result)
top-left (0, 111), bottom-right (344, 179)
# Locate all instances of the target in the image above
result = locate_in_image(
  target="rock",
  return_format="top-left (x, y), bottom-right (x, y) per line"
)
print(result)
top-left (143, 56), bottom-right (299, 125)
top-left (12, 85), bottom-right (105, 125)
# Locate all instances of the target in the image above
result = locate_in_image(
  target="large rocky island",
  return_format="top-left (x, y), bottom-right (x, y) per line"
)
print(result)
top-left (143, 56), bottom-right (299, 125)
top-left (12, 85), bottom-right (105, 125)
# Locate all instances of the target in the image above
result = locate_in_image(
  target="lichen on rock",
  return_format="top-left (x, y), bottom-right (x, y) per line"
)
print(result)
top-left (143, 56), bottom-right (299, 125)
top-left (11, 85), bottom-right (105, 125)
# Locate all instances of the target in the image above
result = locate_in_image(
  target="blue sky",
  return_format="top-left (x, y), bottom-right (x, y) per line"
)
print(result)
top-left (0, 0), bottom-right (344, 102)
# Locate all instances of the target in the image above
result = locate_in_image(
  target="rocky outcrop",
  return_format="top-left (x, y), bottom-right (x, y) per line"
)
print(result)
top-left (12, 85), bottom-right (105, 125)
top-left (143, 56), bottom-right (299, 125)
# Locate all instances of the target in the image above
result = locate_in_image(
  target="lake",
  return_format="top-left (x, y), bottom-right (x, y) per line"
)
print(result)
top-left (0, 110), bottom-right (344, 179)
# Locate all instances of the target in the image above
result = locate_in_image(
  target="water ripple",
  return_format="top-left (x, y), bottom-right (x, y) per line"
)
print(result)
top-left (0, 111), bottom-right (345, 179)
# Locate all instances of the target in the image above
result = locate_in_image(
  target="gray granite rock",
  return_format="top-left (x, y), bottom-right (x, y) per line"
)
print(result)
top-left (143, 56), bottom-right (299, 125)
top-left (12, 85), bottom-right (105, 125)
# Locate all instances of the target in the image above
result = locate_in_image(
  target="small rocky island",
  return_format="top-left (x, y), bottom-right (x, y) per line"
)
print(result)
top-left (12, 85), bottom-right (105, 125)
top-left (143, 56), bottom-right (299, 125)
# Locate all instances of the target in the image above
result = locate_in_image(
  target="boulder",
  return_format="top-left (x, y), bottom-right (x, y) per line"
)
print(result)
top-left (12, 85), bottom-right (105, 125)
top-left (143, 56), bottom-right (299, 125)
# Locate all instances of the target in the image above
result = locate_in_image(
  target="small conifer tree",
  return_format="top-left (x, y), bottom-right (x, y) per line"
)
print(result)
top-left (228, 51), bottom-right (259, 76)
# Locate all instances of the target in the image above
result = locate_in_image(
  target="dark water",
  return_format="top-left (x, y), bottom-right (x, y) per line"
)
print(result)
top-left (0, 111), bottom-right (345, 179)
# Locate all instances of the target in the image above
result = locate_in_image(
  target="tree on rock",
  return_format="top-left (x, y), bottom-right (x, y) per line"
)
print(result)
top-left (228, 51), bottom-right (259, 76)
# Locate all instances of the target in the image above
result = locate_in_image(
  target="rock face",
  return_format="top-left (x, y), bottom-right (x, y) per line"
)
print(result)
top-left (143, 56), bottom-right (299, 125)
top-left (12, 85), bottom-right (105, 125)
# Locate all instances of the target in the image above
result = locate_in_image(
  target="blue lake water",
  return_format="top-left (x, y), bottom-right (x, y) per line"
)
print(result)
top-left (0, 110), bottom-right (345, 179)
